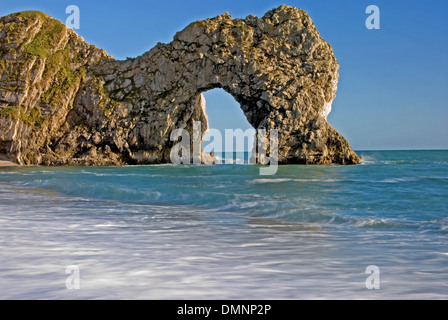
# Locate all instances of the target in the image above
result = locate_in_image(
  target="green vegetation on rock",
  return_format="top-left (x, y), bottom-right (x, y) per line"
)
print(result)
top-left (0, 6), bottom-right (361, 165)
top-left (22, 107), bottom-right (45, 127)
top-left (40, 44), bottom-right (87, 106)
top-left (0, 106), bottom-right (44, 128)
top-left (0, 106), bottom-right (19, 119)
top-left (24, 13), bottom-right (66, 58)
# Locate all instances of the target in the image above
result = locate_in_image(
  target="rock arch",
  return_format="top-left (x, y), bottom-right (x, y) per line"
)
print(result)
top-left (0, 6), bottom-right (360, 165)
top-left (199, 88), bottom-right (255, 159)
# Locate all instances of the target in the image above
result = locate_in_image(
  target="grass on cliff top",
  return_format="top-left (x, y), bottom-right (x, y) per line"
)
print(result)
top-left (23, 11), bottom-right (66, 58)
top-left (1, 11), bottom-right (86, 110)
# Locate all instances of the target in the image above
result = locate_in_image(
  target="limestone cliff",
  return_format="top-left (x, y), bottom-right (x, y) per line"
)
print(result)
top-left (0, 6), bottom-right (361, 165)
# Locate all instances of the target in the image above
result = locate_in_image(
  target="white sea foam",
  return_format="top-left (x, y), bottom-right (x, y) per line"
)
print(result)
top-left (249, 178), bottom-right (293, 184)
top-left (354, 218), bottom-right (394, 228)
top-left (380, 177), bottom-right (418, 183)
top-left (1, 151), bottom-right (448, 300)
top-left (93, 223), bottom-right (122, 228)
top-left (248, 178), bottom-right (341, 184)
top-left (359, 155), bottom-right (376, 165)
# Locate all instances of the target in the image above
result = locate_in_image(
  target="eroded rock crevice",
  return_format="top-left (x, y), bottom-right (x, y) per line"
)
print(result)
top-left (0, 5), bottom-right (360, 165)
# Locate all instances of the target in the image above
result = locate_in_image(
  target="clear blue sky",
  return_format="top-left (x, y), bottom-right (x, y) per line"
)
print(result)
top-left (1, 0), bottom-right (447, 150)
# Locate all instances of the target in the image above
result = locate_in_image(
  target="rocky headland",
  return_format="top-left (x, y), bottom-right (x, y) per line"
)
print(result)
top-left (0, 5), bottom-right (360, 165)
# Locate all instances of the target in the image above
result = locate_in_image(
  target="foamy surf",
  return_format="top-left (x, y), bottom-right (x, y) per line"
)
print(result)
top-left (0, 150), bottom-right (447, 299)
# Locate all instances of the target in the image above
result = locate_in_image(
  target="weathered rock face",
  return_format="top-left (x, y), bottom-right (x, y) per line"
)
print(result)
top-left (0, 5), bottom-right (361, 165)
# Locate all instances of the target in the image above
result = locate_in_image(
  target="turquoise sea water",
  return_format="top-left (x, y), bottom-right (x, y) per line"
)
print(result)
top-left (0, 150), bottom-right (447, 299)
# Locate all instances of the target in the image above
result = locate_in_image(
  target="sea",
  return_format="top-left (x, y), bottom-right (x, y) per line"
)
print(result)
top-left (0, 150), bottom-right (447, 299)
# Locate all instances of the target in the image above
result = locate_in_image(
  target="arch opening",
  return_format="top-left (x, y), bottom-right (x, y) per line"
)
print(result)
top-left (201, 89), bottom-right (255, 164)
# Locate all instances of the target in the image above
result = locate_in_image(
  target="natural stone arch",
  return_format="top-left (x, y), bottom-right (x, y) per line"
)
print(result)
top-left (200, 88), bottom-right (255, 160)
top-left (93, 5), bottom-right (360, 165)
top-left (0, 6), bottom-right (360, 165)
